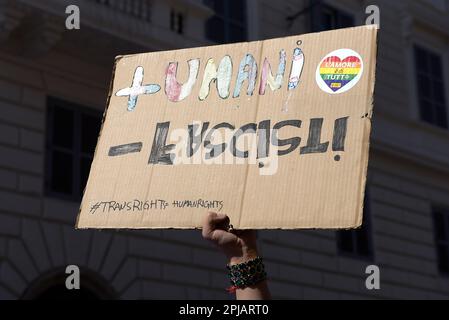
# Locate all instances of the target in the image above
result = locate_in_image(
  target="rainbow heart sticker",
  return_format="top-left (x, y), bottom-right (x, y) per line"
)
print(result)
top-left (315, 49), bottom-right (363, 94)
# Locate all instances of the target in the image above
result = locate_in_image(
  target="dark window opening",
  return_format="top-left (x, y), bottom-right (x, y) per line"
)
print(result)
top-left (311, 3), bottom-right (355, 32)
top-left (337, 188), bottom-right (374, 260)
top-left (414, 46), bottom-right (448, 129)
top-left (432, 207), bottom-right (449, 275)
top-left (204, 0), bottom-right (247, 43)
top-left (170, 9), bottom-right (184, 34)
top-left (45, 97), bottom-right (102, 201)
top-left (95, 0), bottom-right (152, 22)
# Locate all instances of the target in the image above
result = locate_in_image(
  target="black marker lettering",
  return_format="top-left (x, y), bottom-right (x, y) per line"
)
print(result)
top-left (230, 123), bottom-right (257, 158)
top-left (332, 117), bottom-right (348, 151)
top-left (300, 118), bottom-right (329, 155)
top-left (149, 122), bottom-right (176, 165)
top-left (108, 142), bottom-right (142, 156)
top-left (204, 122), bottom-right (235, 159)
top-left (187, 122), bottom-right (209, 157)
top-left (272, 120), bottom-right (301, 156)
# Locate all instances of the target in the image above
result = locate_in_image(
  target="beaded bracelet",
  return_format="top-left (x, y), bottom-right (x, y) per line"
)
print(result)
top-left (226, 256), bottom-right (267, 293)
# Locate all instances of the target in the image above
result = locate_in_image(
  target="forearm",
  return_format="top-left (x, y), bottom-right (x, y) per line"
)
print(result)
top-left (228, 248), bottom-right (271, 300)
top-left (201, 212), bottom-right (271, 300)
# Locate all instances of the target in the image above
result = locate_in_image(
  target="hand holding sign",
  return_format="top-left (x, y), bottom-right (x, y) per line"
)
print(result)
top-left (201, 212), bottom-right (258, 265)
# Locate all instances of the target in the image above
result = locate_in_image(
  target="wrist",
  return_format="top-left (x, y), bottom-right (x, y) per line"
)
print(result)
top-left (228, 246), bottom-right (259, 265)
top-left (226, 256), bottom-right (267, 294)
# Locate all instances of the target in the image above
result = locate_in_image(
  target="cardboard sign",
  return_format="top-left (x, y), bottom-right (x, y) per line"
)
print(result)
top-left (76, 26), bottom-right (377, 230)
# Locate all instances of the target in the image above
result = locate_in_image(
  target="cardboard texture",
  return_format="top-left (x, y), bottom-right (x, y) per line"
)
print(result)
top-left (76, 26), bottom-right (378, 230)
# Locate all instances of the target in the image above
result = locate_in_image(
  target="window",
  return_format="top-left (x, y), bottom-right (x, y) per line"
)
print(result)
top-left (414, 46), bottom-right (448, 129)
top-left (95, 0), bottom-right (152, 22)
top-left (337, 189), bottom-right (374, 260)
top-left (204, 0), bottom-right (247, 43)
top-left (45, 97), bottom-right (102, 201)
top-left (311, 3), bottom-right (355, 32)
top-left (170, 9), bottom-right (184, 34)
top-left (432, 207), bottom-right (449, 275)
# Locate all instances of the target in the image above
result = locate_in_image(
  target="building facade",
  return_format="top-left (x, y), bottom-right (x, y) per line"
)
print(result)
top-left (0, 0), bottom-right (449, 299)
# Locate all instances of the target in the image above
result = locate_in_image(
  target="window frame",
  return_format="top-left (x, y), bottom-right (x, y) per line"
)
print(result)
top-left (412, 42), bottom-right (449, 129)
top-left (432, 207), bottom-right (449, 276)
top-left (204, 0), bottom-right (248, 43)
top-left (336, 188), bottom-right (375, 261)
top-left (45, 97), bottom-right (102, 202)
top-left (310, 2), bottom-right (356, 32)
top-left (170, 8), bottom-right (185, 34)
